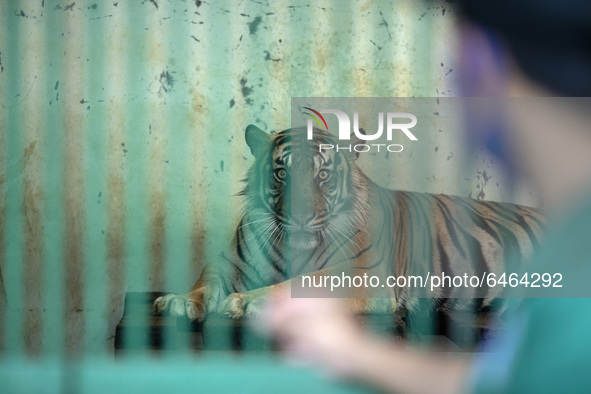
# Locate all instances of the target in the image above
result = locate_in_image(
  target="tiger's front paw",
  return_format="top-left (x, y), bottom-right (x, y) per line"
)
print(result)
top-left (220, 290), bottom-right (266, 319)
top-left (153, 293), bottom-right (205, 322)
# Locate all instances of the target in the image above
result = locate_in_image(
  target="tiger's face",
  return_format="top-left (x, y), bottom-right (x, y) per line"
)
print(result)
top-left (244, 125), bottom-right (361, 250)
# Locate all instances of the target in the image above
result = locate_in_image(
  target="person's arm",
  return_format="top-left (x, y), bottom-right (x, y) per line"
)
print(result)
top-left (264, 291), bottom-right (472, 394)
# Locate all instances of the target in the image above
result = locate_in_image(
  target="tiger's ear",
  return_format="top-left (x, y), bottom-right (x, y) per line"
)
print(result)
top-left (245, 124), bottom-right (271, 158)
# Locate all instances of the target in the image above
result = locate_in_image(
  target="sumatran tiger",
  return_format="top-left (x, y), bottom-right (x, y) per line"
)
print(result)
top-left (153, 125), bottom-right (544, 333)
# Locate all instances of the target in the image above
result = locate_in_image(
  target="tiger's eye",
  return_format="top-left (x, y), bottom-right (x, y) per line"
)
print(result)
top-left (318, 170), bottom-right (331, 180)
top-left (276, 169), bottom-right (287, 179)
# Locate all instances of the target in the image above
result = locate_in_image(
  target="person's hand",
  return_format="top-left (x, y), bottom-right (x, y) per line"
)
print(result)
top-left (263, 288), bottom-right (370, 378)
top-left (262, 289), bottom-right (471, 394)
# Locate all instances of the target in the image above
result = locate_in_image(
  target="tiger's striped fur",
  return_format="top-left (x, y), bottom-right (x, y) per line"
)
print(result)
top-left (154, 125), bottom-right (544, 328)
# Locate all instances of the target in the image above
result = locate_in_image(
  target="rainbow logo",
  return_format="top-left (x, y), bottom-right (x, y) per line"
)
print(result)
top-left (303, 107), bottom-right (329, 131)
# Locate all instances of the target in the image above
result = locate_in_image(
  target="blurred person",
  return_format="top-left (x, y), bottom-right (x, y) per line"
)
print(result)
top-left (265, 1), bottom-right (591, 393)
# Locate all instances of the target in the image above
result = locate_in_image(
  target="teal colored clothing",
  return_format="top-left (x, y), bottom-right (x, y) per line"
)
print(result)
top-left (471, 198), bottom-right (591, 393)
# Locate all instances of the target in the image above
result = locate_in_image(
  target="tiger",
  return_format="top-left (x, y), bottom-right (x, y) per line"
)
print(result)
top-left (153, 124), bottom-right (544, 332)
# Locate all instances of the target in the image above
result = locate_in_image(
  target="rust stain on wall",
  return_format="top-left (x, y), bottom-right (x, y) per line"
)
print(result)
top-left (189, 87), bottom-right (207, 116)
top-left (61, 10), bottom-right (87, 357)
top-left (150, 192), bottom-right (166, 291)
top-left (23, 138), bottom-right (44, 356)
top-left (62, 137), bottom-right (86, 358)
top-left (188, 86), bottom-right (209, 280)
top-left (106, 131), bottom-right (126, 352)
top-left (101, 68), bottom-right (129, 349)
top-left (144, 8), bottom-right (169, 290)
top-left (149, 141), bottom-right (167, 292)
top-left (21, 13), bottom-right (47, 355)
top-left (100, 12), bottom-right (131, 352)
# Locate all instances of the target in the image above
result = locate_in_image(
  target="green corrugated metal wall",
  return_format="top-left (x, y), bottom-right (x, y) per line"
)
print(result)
top-left (0, 0), bottom-right (532, 391)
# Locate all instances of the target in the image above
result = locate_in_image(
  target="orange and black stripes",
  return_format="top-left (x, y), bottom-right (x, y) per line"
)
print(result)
top-left (202, 125), bottom-right (544, 321)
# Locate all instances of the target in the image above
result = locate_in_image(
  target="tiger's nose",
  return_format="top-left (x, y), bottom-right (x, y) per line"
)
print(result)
top-left (292, 211), bottom-right (314, 227)
top-left (290, 186), bottom-right (315, 228)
